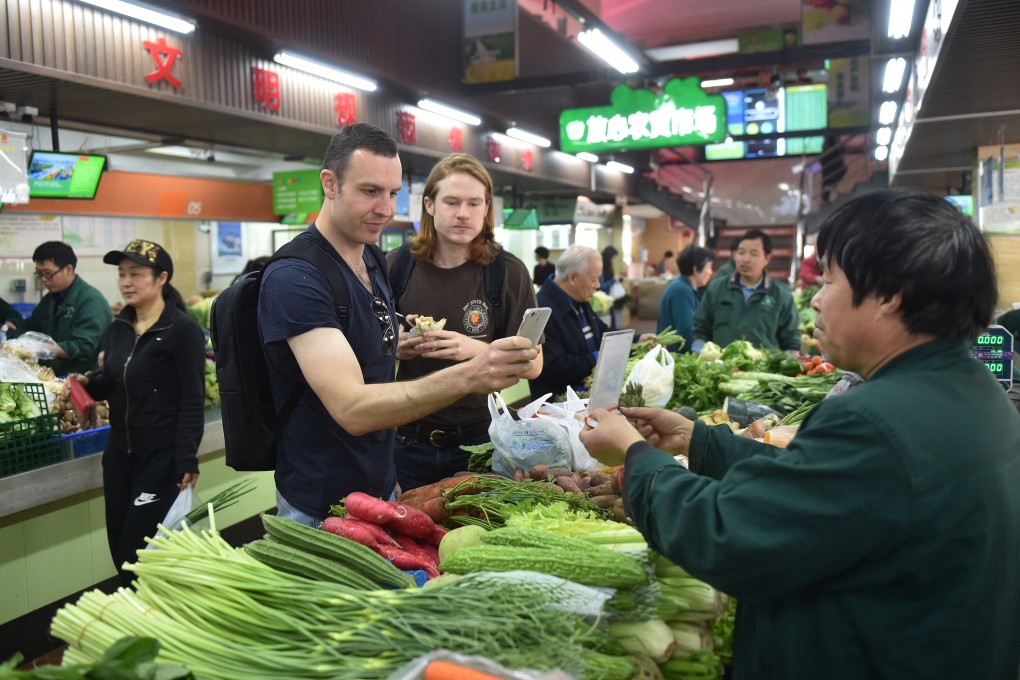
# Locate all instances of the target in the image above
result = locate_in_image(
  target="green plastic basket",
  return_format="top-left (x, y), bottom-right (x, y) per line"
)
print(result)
top-left (0, 383), bottom-right (65, 478)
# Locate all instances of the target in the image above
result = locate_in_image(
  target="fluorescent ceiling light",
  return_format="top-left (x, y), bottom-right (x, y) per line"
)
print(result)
top-left (606, 160), bottom-right (634, 174)
top-left (274, 52), bottom-right (377, 92)
top-left (882, 58), bottom-right (907, 93)
top-left (778, 182), bottom-right (791, 191)
top-left (79, 0), bottom-right (195, 33)
top-left (700, 77), bottom-right (734, 89)
top-left (888, 0), bottom-right (916, 39)
top-left (416, 98), bottom-right (481, 126)
top-left (505, 127), bottom-right (551, 147)
top-left (576, 152), bottom-right (599, 163)
top-left (874, 145), bottom-right (889, 162)
top-left (577, 28), bottom-right (640, 74)
top-left (879, 100), bottom-right (898, 125)
top-left (876, 126), bottom-right (893, 146)
top-left (646, 38), bottom-right (739, 62)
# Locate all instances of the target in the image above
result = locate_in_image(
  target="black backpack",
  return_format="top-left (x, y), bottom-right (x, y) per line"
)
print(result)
top-left (388, 242), bottom-right (507, 336)
top-left (210, 237), bottom-right (386, 471)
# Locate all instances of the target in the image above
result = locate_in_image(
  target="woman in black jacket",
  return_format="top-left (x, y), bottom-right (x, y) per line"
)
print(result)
top-left (78, 239), bottom-right (205, 585)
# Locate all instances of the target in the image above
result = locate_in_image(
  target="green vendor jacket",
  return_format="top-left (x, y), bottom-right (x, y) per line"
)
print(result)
top-left (10, 276), bottom-right (112, 375)
top-left (623, 338), bottom-right (1020, 679)
top-left (693, 273), bottom-right (801, 351)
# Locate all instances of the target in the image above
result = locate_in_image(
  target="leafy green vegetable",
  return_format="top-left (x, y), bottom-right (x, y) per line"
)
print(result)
top-left (0, 636), bottom-right (192, 679)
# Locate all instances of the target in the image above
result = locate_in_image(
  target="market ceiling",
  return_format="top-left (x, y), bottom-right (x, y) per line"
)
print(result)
top-left (0, 0), bottom-right (1016, 203)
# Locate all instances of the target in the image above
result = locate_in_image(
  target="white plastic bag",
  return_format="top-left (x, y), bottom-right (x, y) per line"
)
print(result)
top-left (487, 393), bottom-right (571, 478)
top-left (146, 485), bottom-right (202, 549)
top-left (4, 331), bottom-right (60, 361)
top-left (624, 345), bottom-right (675, 408)
top-left (532, 387), bottom-right (604, 472)
top-left (608, 279), bottom-right (626, 300)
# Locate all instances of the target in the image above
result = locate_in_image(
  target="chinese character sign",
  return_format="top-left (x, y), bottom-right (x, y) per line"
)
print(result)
top-left (463, 0), bottom-right (517, 84)
top-left (449, 127), bottom-right (464, 153)
top-left (487, 136), bottom-right (502, 163)
top-left (559, 78), bottom-right (726, 153)
top-left (143, 37), bottom-right (183, 89)
top-left (335, 93), bottom-right (357, 127)
top-left (398, 111), bottom-right (417, 144)
top-left (252, 67), bottom-right (281, 111)
top-left (521, 148), bottom-right (533, 171)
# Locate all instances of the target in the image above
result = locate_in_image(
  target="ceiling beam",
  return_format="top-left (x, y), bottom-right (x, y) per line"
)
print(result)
top-left (462, 39), bottom-right (872, 96)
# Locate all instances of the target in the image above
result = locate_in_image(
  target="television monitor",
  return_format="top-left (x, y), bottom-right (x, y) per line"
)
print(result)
top-left (944, 195), bottom-right (973, 217)
top-left (27, 151), bottom-right (107, 199)
top-left (704, 84), bottom-right (829, 160)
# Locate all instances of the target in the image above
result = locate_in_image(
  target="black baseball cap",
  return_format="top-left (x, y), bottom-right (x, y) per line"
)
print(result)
top-left (103, 239), bottom-right (174, 280)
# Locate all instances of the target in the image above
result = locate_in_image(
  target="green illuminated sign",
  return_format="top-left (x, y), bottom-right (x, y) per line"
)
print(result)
top-left (272, 169), bottom-right (323, 216)
top-left (559, 77), bottom-right (727, 153)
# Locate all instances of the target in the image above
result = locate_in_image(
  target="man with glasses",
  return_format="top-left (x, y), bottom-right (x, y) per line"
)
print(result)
top-left (259, 124), bottom-right (538, 527)
top-left (5, 241), bottom-right (111, 375)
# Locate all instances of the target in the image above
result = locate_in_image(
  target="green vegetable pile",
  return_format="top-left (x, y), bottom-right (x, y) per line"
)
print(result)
top-left (1, 637), bottom-right (192, 679)
top-left (203, 358), bottom-right (218, 407)
top-left (459, 441), bottom-right (494, 473)
top-left (0, 383), bottom-right (43, 424)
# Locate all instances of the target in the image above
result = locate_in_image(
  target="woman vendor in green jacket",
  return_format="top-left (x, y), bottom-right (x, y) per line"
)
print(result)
top-left (580, 189), bottom-right (1020, 679)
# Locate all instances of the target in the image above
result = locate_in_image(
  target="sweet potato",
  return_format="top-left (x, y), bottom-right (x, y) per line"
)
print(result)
top-left (578, 475), bottom-right (592, 490)
top-left (547, 467), bottom-right (573, 478)
top-left (593, 493), bottom-right (620, 509)
top-left (587, 471), bottom-right (613, 487)
top-left (588, 482), bottom-right (616, 497)
top-left (555, 475), bottom-right (582, 494)
top-left (528, 464), bottom-right (549, 481)
top-left (613, 497), bottom-right (629, 523)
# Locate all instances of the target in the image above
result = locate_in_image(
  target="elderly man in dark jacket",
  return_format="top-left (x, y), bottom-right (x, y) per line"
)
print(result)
top-left (581, 189), bottom-right (1020, 679)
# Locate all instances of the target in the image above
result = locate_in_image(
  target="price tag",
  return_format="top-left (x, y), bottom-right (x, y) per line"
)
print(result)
top-left (969, 325), bottom-right (1014, 390)
top-left (588, 330), bottom-right (635, 413)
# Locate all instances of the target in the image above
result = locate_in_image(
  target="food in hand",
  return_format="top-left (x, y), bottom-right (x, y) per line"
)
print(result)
top-left (410, 315), bottom-right (447, 337)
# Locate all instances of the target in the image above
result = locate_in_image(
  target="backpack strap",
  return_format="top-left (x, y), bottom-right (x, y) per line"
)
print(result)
top-left (271, 237), bottom-right (351, 325)
top-left (485, 250), bottom-right (506, 337)
top-left (389, 242), bottom-right (415, 302)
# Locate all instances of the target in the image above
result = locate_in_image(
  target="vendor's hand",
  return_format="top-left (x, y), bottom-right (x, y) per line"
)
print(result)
top-left (178, 472), bottom-right (199, 490)
top-left (63, 373), bottom-right (88, 397)
top-left (637, 332), bottom-right (657, 344)
top-left (2, 321), bottom-right (16, 331)
top-left (620, 407), bottom-right (695, 456)
top-left (463, 335), bottom-right (536, 393)
top-left (579, 408), bottom-right (644, 468)
top-left (419, 329), bottom-right (488, 362)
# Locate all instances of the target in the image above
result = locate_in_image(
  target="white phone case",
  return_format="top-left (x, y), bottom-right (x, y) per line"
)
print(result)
top-left (516, 307), bottom-right (552, 346)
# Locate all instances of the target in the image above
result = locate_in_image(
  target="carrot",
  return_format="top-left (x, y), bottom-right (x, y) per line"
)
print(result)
top-left (423, 660), bottom-right (504, 680)
top-left (345, 492), bottom-right (400, 523)
top-left (419, 496), bottom-right (449, 524)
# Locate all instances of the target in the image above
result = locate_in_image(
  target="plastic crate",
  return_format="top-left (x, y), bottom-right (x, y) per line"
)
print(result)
top-left (0, 383), bottom-right (64, 477)
top-left (62, 425), bottom-right (111, 459)
top-left (10, 302), bottom-right (36, 316)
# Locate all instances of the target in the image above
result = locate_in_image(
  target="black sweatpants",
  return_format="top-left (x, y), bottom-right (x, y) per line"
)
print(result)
top-left (102, 444), bottom-right (181, 586)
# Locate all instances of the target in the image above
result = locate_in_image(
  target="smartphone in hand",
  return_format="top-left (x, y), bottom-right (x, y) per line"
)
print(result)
top-left (516, 307), bottom-right (552, 347)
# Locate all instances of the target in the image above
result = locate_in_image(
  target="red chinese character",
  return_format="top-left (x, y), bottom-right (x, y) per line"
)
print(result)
top-left (335, 93), bottom-right (357, 127)
top-left (449, 127), bottom-right (463, 153)
top-left (522, 148), bottom-right (534, 171)
top-left (143, 37), bottom-right (183, 89)
top-left (398, 111), bottom-right (417, 144)
top-left (252, 67), bottom-right (281, 111)
top-left (487, 136), bottom-right (501, 163)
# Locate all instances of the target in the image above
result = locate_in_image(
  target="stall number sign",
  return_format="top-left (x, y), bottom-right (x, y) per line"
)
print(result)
top-left (969, 325), bottom-right (1013, 390)
top-left (559, 77), bottom-right (726, 153)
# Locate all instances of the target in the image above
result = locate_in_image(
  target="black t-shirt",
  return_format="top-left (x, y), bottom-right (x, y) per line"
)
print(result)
top-left (533, 262), bottom-right (555, 286)
top-left (259, 226), bottom-right (397, 517)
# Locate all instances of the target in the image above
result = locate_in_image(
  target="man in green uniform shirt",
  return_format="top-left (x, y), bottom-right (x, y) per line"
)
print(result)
top-left (692, 229), bottom-right (800, 353)
top-left (7, 241), bottom-right (112, 375)
top-left (581, 189), bottom-right (1020, 679)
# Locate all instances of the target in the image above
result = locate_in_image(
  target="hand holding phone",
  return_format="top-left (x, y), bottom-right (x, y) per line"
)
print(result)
top-left (516, 307), bottom-right (551, 347)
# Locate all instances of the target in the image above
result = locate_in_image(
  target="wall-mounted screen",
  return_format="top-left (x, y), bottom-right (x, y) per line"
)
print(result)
top-left (27, 152), bottom-right (107, 199)
top-left (704, 84), bottom-right (827, 160)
